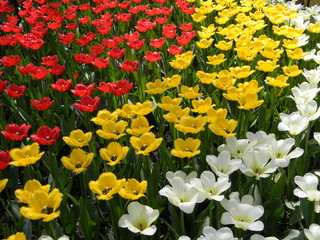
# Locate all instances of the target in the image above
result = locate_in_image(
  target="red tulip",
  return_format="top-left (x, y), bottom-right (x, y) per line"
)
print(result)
top-left (108, 79), bottom-right (133, 96)
top-left (92, 57), bottom-right (110, 68)
top-left (91, 44), bottom-right (105, 56)
top-left (66, 23), bottom-right (78, 30)
top-left (74, 53), bottom-right (95, 64)
top-left (135, 18), bottom-right (156, 32)
top-left (0, 80), bottom-right (7, 92)
top-left (114, 13), bottom-right (131, 22)
top-left (30, 97), bottom-right (54, 111)
top-left (155, 17), bottom-right (168, 24)
top-left (144, 51), bottom-right (162, 62)
top-left (167, 45), bottom-right (183, 55)
top-left (4, 84), bottom-right (26, 98)
top-left (17, 63), bottom-right (36, 74)
top-left (150, 37), bottom-right (165, 48)
top-left (20, 38), bottom-right (45, 50)
top-left (79, 16), bottom-right (90, 24)
top-left (1, 123), bottom-right (31, 141)
top-left (49, 64), bottom-right (65, 76)
top-left (118, 1), bottom-right (130, 9)
top-left (58, 32), bottom-right (75, 44)
top-left (107, 47), bottom-right (126, 59)
top-left (119, 60), bottom-right (139, 72)
top-left (0, 151), bottom-right (10, 169)
top-left (126, 39), bottom-right (145, 50)
top-left (96, 26), bottom-right (111, 35)
top-left (74, 96), bottom-right (100, 112)
top-left (41, 55), bottom-right (59, 66)
top-left (30, 126), bottom-right (60, 145)
top-left (71, 83), bottom-right (95, 96)
top-left (50, 79), bottom-right (72, 92)
top-left (0, 55), bottom-right (21, 67)
top-left (179, 23), bottom-right (193, 31)
top-left (29, 66), bottom-right (48, 80)
top-left (124, 32), bottom-right (140, 42)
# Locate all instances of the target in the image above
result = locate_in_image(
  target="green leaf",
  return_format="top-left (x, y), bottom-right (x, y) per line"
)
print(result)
top-left (271, 172), bottom-right (286, 198)
top-left (79, 198), bottom-right (100, 240)
top-left (300, 198), bottom-right (314, 227)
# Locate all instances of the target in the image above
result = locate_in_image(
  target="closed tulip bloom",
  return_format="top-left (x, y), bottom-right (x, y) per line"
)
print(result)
top-left (9, 143), bottom-right (44, 167)
top-left (99, 142), bottom-right (129, 166)
top-left (62, 129), bottom-right (92, 147)
top-left (15, 179), bottom-right (51, 204)
top-left (130, 132), bottom-right (162, 155)
top-left (118, 202), bottom-right (159, 235)
top-left (89, 172), bottom-right (125, 200)
top-left (294, 173), bottom-right (320, 202)
top-left (96, 120), bottom-right (128, 140)
top-left (61, 148), bottom-right (94, 173)
top-left (119, 178), bottom-right (147, 200)
top-left (0, 178), bottom-right (8, 193)
top-left (171, 138), bottom-right (201, 158)
top-left (20, 188), bottom-right (63, 222)
top-left (278, 112), bottom-right (309, 136)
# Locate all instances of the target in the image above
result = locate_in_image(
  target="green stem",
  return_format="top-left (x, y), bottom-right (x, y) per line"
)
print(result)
top-left (180, 210), bottom-right (185, 235)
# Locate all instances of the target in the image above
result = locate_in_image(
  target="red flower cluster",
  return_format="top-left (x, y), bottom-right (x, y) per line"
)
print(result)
top-left (98, 79), bottom-right (133, 96)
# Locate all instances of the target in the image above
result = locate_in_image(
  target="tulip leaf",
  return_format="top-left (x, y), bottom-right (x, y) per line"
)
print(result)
top-left (300, 198), bottom-right (314, 227)
top-left (79, 197), bottom-right (100, 240)
top-left (271, 172), bottom-right (286, 198)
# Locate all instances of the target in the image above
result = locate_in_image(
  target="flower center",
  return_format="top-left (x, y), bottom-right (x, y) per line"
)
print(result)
top-left (42, 206), bottom-right (53, 214)
top-left (102, 187), bottom-right (111, 195)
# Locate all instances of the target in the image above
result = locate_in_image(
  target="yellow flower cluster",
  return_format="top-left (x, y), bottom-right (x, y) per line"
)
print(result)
top-left (15, 180), bottom-right (63, 222)
top-left (89, 172), bottom-right (147, 201)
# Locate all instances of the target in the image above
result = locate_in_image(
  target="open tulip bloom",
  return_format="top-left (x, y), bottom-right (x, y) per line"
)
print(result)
top-left (118, 202), bottom-right (159, 236)
top-left (221, 192), bottom-right (264, 231)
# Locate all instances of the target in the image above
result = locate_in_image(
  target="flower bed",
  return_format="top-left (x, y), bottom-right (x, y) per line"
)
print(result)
top-left (1, 0), bottom-right (320, 239)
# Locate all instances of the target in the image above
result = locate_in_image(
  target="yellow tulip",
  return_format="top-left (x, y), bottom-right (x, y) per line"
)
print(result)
top-left (61, 148), bottom-right (94, 173)
top-left (62, 129), bottom-right (92, 147)
top-left (9, 143), bottom-right (44, 167)
top-left (20, 188), bottom-right (63, 222)
top-left (100, 142), bottom-right (129, 166)
top-left (89, 172), bottom-right (125, 200)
